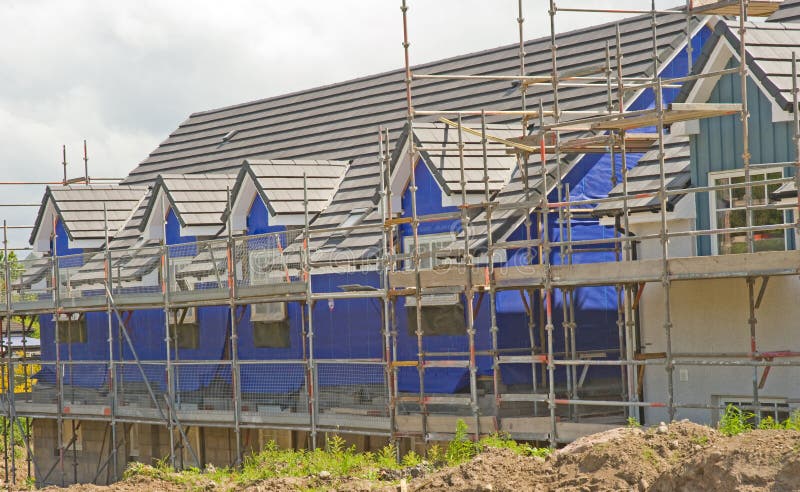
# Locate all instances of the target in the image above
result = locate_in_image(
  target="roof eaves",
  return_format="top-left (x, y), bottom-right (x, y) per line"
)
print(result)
top-left (28, 188), bottom-right (55, 246)
top-left (137, 177), bottom-right (187, 232)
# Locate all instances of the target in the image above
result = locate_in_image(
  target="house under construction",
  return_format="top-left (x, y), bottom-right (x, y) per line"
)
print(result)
top-left (1, 0), bottom-right (800, 487)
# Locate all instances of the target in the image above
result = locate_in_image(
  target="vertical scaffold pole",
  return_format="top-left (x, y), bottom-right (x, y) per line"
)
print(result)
top-left (3, 222), bottom-right (16, 485)
top-left (103, 206), bottom-right (119, 481)
top-left (302, 173), bottom-right (318, 449)
top-left (655, 77), bottom-right (676, 422)
top-left (226, 187), bottom-right (243, 466)
top-left (401, 0), bottom-right (427, 442)
top-left (383, 127), bottom-right (400, 445)
top-left (548, 0), bottom-right (574, 419)
top-left (793, 52), bottom-right (800, 246)
top-left (537, 110), bottom-right (557, 447)
top-left (52, 217), bottom-right (66, 486)
top-left (747, 276), bottom-right (760, 424)
top-left (738, 0), bottom-right (754, 254)
top-left (469, 113), bottom-right (480, 438)
top-left (379, 127), bottom-right (397, 446)
top-left (160, 195), bottom-right (176, 469)
top-left (516, 0), bottom-right (539, 419)
top-left (616, 24), bottom-right (638, 416)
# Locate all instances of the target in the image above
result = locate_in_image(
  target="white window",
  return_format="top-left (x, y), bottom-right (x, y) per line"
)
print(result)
top-left (251, 302), bottom-right (286, 322)
top-left (403, 233), bottom-right (460, 306)
top-left (171, 307), bottom-right (196, 325)
top-left (403, 233), bottom-right (456, 270)
top-left (56, 313), bottom-right (87, 344)
top-left (249, 248), bottom-right (286, 285)
top-left (59, 265), bottom-right (82, 298)
top-left (170, 256), bottom-right (193, 292)
top-left (709, 168), bottom-right (790, 255)
top-left (717, 396), bottom-right (791, 425)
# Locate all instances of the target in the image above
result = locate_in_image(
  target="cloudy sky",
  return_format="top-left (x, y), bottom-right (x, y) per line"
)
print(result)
top-left (0, 0), bottom-right (681, 249)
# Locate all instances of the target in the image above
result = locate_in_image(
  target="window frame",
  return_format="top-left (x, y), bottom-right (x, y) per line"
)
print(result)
top-left (251, 302), bottom-right (286, 323)
top-left (406, 302), bottom-right (467, 337)
top-left (169, 307), bottom-right (198, 350)
top-left (716, 395), bottom-right (792, 425)
top-left (248, 247), bottom-right (286, 285)
top-left (169, 255), bottom-right (194, 292)
top-left (56, 313), bottom-right (87, 344)
top-left (403, 232), bottom-right (457, 271)
top-left (708, 167), bottom-right (792, 255)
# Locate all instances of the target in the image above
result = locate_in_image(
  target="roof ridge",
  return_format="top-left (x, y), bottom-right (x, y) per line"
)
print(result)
top-left (186, 10), bottom-right (688, 120)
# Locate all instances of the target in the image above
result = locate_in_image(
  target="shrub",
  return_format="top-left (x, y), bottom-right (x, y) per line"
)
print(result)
top-left (446, 419), bottom-right (478, 465)
top-left (718, 404), bottom-right (754, 436)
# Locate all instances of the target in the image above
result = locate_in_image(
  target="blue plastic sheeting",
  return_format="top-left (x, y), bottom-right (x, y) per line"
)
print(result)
top-left (394, 291), bottom-right (507, 394)
top-left (246, 196), bottom-right (285, 236)
top-left (166, 208), bottom-right (198, 256)
top-left (566, 26), bottom-right (711, 205)
top-left (235, 196), bottom-right (386, 393)
top-left (38, 306), bottom-right (229, 392)
top-left (38, 312), bottom-right (111, 389)
top-left (395, 158), bottom-right (500, 393)
top-left (399, 160), bottom-right (462, 237)
top-left (52, 219), bottom-right (85, 272)
top-left (236, 271), bottom-right (386, 393)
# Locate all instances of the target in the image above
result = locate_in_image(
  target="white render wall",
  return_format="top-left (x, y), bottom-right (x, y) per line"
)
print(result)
top-left (625, 197), bottom-right (799, 425)
top-left (638, 276), bottom-right (800, 425)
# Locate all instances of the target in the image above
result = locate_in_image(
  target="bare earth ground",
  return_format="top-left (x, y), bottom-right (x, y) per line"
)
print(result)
top-left (30, 422), bottom-right (800, 491)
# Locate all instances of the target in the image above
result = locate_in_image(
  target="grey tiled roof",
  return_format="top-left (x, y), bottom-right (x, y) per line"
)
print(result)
top-left (406, 122), bottom-right (521, 195)
top-left (302, 13), bottom-right (700, 258)
top-left (141, 174), bottom-right (238, 232)
top-left (681, 20), bottom-right (800, 112)
top-left (29, 185), bottom-right (147, 246)
top-left (767, 0), bottom-right (800, 22)
top-left (234, 159), bottom-right (349, 216)
top-left (594, 134), bottom-right (692, 216)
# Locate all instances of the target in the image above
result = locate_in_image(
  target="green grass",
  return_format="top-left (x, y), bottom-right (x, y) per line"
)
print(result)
top-left (121, 420), bottom-right (550, 489)
top-left (718, 405), bottom-right (800, 436)
top-left (641, 446), bottom-right (659, 466)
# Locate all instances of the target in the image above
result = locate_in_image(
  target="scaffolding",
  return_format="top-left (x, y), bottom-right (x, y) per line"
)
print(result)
top-left (1, 0), bottom-right (799, 486)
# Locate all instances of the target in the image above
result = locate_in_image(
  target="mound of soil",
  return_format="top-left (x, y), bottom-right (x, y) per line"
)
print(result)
top-left (411, 421), bottom-right (719, 491)
top-left (549, 421), bottom-right (718, 491)
top-left (411, 447), bottom-right (549, 491)
top-left (650, 429), bottom-right (800, 492)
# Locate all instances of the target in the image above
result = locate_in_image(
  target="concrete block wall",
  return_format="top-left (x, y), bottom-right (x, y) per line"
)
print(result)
top-left (33, 419), bottom-right (127, 487)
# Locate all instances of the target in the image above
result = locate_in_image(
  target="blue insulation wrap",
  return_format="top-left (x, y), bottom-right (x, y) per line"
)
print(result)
top-left (236, 193), bottom-right (302, 393)
top-left (38, 312), bottom-right (109, 389)
top-left (399, 159), bottom-right (461, 238)
top-left (237, 301), bottom-right (305, 394)
top-left (246, 196), bottom-right (285, 236)
top-left (53, 219), bottom-right (83, 257)
top-left (166, 208), bottom-right (197, 256)
top-left (394, 291), bottom-right (499, 394)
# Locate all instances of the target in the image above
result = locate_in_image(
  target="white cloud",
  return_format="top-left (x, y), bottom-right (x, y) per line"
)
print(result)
top-left (0, 0), bottom-right (682, 248)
